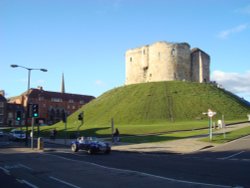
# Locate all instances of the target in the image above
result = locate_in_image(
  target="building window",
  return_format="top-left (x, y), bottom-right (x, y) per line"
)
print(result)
top-left (143, 49), bottom-right (145, 55)
top-left (39, 97), bottom-right (44, 101)
top-left (8, 112), bottom-right (13, 118)
top-left (158, 52), bottom-right (161, 60)
top-left (0, 102), bottom-right (4, 107)
top-left (69, 99), bottom-right (74, 103)
top-left (0, 109), bottom-right (3, 115)
top-left (79, 100), bottom-right (85, 104)
top-left (72, 106), bottom-right (76, 110)
top-left (130, 57), bottom-right (132, 62)
top-left (51, 98), bottom-right (62, 102)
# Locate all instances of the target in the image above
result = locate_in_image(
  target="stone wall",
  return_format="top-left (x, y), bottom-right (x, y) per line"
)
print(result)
top-left (191, 48), bottom-right (210, 83)
top-left (125, 41), bottom-right (210, 85)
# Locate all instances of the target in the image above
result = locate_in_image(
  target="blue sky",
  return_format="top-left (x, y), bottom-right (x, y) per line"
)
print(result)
top-left (1, 0), bottom-right (250, 101)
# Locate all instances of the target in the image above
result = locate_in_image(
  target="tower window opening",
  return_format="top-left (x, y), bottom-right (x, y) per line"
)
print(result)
top-left (171, 48), bottom-right (176, 57)
top-left (130, 57), bottom-right (132, 62)
top-left (174, 73), bottom-right (177, 79)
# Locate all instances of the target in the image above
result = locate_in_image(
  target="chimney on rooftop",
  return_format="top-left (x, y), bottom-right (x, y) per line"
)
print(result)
top-left (0, 90), bottom-right (5, 97)
top-left (61, 73), bottom-right (65, 93)
top-left (37, 86), bottom-right (43, 90)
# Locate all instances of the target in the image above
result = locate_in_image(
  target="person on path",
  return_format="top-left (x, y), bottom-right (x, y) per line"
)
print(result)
top-left (113, 128), bottom-right (120, 143)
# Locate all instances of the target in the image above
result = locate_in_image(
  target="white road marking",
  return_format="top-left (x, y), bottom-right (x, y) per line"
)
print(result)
top-left (21, 179), bottom-right (39, 188)
top-left (18, 163), bottom-right (33, 171)
top-left (242, 159), bottom-right (250, 162)
top-left (56, 150), bottom-right (88, 157)
top-left (220, 151), bottom-right (245, 160)
top-left (0, 166), bottom-right (10, 175)
top-left (42, 153), bottom-right (233, 188)
top-left (49, 176), bottom-right (81, 188)
top-left (2, 165), bottom-right (36, 188)
top-left (4, 163), bottom-right (33, 171)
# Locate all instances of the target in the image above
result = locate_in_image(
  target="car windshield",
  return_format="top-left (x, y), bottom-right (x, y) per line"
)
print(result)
top-left (78, 137), bottom-right (99, 142)
top-left (87, 137), bottom-right (99, 141)
top-left (12, 130), bottom-right (24, 134)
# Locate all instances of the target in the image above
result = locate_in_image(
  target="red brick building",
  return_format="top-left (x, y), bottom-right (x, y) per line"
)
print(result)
top-left (8, 86), bottom-right (95, 125)
top-left (0, 92), bottom-right (7, 126)
top-left (0, 91), bottom-right (25, 127)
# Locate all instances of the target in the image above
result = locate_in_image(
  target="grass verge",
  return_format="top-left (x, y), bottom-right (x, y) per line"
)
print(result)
top-left (201, 126), bottom-right (250, 143)
top-left (120, 129), bottom-right (208, 144)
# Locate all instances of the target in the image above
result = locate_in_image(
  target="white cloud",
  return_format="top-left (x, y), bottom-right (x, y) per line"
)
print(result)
top-left (217, 24), bottom-right (248, 39)
top-left (95, 80), bottom-right (106, 87)
top-left (37, 79), bottom-right (45, 84)
top-left (211, 70), bottom-right (250, 101)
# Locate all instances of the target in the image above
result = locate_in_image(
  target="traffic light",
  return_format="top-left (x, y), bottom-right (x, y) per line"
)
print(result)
top-left (16, 111), bottom-right (22, 121)
top-left (32, 104), bottom-right (39, 118)
top-left (78, 112), bottom-right (83, 121)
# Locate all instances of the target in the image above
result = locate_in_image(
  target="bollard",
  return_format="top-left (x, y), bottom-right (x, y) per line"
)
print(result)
top-left (37, 137), bottom-right (44, 150)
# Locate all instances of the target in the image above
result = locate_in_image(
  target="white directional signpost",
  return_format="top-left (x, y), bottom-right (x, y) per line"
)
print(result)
top-left (203, 109), bottom-right (216, 141)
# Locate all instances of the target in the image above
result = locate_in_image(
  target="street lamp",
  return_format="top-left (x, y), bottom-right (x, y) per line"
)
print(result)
top-left (10, 64), bottom-right (47, 91)
top-left (10, 64), bottom-right (48, 147)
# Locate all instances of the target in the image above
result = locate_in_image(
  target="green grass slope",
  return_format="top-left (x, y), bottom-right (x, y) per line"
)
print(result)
top-left (60, 81), bottom-right (249, 129)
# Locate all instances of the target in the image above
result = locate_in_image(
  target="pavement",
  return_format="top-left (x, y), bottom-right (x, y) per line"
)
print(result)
top-left (43, 122), bottom-right (250, 154)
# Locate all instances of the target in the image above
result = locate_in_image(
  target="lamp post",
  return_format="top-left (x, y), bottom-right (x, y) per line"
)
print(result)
top-left (10, 64), bottom-right (47, 147)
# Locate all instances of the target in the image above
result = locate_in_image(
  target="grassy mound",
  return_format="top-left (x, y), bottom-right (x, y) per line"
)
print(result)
top-left (48, 81), bottom-right (249, 137)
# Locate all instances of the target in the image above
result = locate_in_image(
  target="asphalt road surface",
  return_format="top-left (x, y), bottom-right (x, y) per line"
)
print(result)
top-left (0, 135), bottom-right (249, 188)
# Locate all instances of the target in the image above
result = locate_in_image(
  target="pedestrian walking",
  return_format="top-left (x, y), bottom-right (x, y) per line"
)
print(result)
top-left (50, 128), bottom-right (57, 140)
top-left (113, 128), bottom-right (120, 143)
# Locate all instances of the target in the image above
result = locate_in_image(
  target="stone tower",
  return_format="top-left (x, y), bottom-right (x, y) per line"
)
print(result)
top-left (125, 41), bottom-right (210, 85)
top-left (191, 48), bottom-right (210, 83)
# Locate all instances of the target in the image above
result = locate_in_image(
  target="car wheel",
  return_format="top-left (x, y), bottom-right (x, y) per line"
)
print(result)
top-left (105, 149), bottom-right (111, 154)
top-left (87, 148), bottom-right (94, 154)
top-left (71, 143), bottom-right (79, 152)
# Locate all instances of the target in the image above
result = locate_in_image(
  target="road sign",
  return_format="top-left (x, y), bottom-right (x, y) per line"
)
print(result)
top-left (208, 109), bottom-right (216, 117)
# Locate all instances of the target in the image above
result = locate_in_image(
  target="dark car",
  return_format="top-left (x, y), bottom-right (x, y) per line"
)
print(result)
top-left (71, 137), bottom-right (111, 154)
top-left (9, 129), bottom-right (26, 141)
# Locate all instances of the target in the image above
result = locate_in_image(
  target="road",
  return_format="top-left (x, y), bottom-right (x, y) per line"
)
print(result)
top-left (0, 135), bottom-right (249, 188)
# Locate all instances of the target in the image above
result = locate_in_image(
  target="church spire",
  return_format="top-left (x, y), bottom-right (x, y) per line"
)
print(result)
top-left (61, 73), bottom-right (65, 93)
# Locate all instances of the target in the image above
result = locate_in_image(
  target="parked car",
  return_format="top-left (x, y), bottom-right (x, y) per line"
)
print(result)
top-left (71, 137), bottom-right (111, 154)
top-left (9, 129), bottom-right (26, 141)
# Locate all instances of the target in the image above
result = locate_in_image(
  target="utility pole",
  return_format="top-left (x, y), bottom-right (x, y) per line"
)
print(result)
top-left (62, 111), bottom-right (67, 145)
top-left (31, 117), bottom-right (34, 149)
top-left (10, 64), bottom-right (47, 147)
top-left (77, 111), bottom-right (84, 137)
top-left (111, 118), bottom-right (114, 143)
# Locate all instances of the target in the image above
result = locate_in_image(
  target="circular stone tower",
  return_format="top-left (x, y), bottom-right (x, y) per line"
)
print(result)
top-left (125, 41), bottom-right (192, 85)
